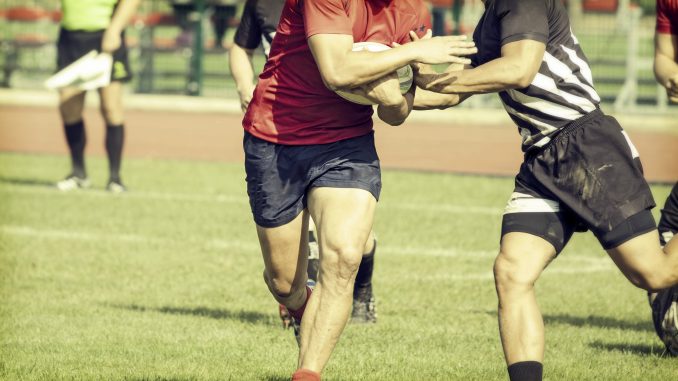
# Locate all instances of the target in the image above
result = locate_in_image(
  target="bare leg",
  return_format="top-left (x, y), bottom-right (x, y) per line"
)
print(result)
top-left (59, 87), bottom-right (86, 124)
top-left (298, 187), bottom-right (376, 373)
top-left (257, 211), bottom-right (310, 311)
top-left (98, 82), bottom-right (124, 125)
top-left (494, 232), bottom-right (556, 365)
top-left (607, 231), bottom-right (678, 291)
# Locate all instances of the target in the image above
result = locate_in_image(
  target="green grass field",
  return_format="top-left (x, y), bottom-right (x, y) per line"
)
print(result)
top-left (0, 152), bottom-right (675, 381)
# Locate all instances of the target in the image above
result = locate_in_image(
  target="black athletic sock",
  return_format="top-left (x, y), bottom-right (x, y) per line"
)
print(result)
top-left (507, 361), bottom-right (543, 381)
top-left (353, 239), bottom-right (376, 298)
top-left (105, 124), bottom-right (125, 183)
top-left (64, 120), bottom-right (87, 178)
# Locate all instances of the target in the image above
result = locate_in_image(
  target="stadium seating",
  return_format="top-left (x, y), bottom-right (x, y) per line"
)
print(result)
top-left (1, 6), bottom-right (57, 87)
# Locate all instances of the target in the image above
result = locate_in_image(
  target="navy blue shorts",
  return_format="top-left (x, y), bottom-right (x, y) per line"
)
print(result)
top-left (244, 131), bottom-right (382, 228)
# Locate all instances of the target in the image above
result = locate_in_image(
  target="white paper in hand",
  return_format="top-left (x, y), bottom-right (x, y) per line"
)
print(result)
top-left (45, 50), bottom-right (113, 91)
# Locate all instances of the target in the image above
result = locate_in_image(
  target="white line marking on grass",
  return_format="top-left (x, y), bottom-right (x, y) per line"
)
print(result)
top-left (384, 202), bottom-right (502, 215)
top-left (384, 246), bottom-right (497, 258)
top-left (0, 225), bottom-right (259, 251)
top-left (1, 224), bottom-right (615, 281)
top-left (0, 185), bottom-right (248, 204)
top-left (0, 185), bottom-right (503, 215)
top-left (422, 263), bottom-right (615, 281)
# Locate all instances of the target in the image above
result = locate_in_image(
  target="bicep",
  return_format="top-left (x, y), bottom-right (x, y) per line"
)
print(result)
top-left (307, 34), bottom-right (353, 78)
top-left (655, 33), bottom-right (678, 61)
top-left (500, 39), bottom-right (546, 77)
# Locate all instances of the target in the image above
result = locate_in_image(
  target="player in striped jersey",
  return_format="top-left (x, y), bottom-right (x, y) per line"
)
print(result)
top-left (413, 0), bottom-right (678, 379)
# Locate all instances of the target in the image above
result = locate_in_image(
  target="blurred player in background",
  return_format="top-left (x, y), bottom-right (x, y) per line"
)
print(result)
top-left (229, 0), bottom-right (380, 329)
top-left (241, 0), bottom-right (476, 379)
top-left (56, 0), bottom-right (140, 193)
top-left (170, 0), bottom-right (238, 48)
top-left (413, 0), bottom-right (678, 379)
top-left (651, 0), bottom-right (678, 356)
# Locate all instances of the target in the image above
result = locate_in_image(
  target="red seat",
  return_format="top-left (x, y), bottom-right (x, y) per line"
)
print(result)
top-left (142, 12), bottom-right (177, 27)
top-left (6, 6), bottom-right (50, 22)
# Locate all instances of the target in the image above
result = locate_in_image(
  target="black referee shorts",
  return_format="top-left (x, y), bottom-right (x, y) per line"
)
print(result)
top-left (501, 109), bottom-right (657, 252)
top-left (56, 27), bottom-right (132, 83)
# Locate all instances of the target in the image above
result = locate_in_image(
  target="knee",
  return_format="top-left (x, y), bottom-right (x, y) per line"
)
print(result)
top-left (493, 251), bottom-right (538, 295)
top-left (320, 243), bottom-right (363, 285)
top-left (263, 269), bottom-right (298, 298)
top-left (101, 105), bottom-right (124, 126)
top-left (59, 102), bottom-right (83, 125)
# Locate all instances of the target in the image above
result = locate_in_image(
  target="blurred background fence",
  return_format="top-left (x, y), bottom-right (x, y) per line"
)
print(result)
top-left (0, 0), bottom-right (672, 111)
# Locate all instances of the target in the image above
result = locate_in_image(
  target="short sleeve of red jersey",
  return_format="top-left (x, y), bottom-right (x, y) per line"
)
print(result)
top-left (414, 2), bottom-right (433, 40)
top-left (394, 2), bottom-right (432, 45)
top-left (303, 0), bottom-right (352, 38)
top-left (656, 0), bottom-right (678, 35)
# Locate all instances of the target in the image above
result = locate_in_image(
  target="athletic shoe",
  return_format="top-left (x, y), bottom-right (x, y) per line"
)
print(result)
top-left (351, 285), bottom-right (377, 324)
top-left (651, 285), bottom-right (678, 356)
top-left (106, 180), bottom-right (127, 193)
top-left (56, 175), bottom-right (90, 191)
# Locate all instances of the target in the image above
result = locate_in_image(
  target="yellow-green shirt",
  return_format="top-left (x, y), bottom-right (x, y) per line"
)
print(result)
top-left (61, 0), bottom-right (119, 31)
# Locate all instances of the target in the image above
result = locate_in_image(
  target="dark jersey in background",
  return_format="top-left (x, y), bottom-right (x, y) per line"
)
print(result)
top-left (233, 0), bottom-right (285, 58)
top-left (472, 0), bottom-right (601, 152)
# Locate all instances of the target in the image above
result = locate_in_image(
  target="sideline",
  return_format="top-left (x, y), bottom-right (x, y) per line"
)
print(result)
top-left (1, 89), bottom-right (676, 133)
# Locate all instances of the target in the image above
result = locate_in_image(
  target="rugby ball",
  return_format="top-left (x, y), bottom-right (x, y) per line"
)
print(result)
top-left (335, 41), bottom-right (414, 105)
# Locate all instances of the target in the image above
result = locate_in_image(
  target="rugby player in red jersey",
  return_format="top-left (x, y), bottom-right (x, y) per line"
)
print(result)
top-left (241, 1), bottom-right (476, 379)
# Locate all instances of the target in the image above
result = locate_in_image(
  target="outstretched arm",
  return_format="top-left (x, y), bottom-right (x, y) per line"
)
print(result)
top-left (412, 62), bottom-right (471, 109)
top-left (419, 39), bottom-right (545, 94)
top-left (307, 33), bottom-right (476, 91)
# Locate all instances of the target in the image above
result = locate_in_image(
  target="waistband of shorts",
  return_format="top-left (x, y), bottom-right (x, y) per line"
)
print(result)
top-left (549, 108), bottom-right (603, 146)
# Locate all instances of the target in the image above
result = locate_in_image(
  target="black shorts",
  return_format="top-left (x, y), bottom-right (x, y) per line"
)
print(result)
top-left (57, 27), bottom-right (132, 82)
top-left (501, 109), bottom-right (657, 252)
top-left (244, 131), bottom-right (382, 228)
top-left (659, 182), bottom-right (678, 246)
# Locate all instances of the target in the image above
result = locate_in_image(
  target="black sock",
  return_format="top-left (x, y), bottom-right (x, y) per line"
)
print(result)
top-left (64, 120), bottom-right (86, 178)
top-left (508, 361), bottom-right (543, 381)
top-left (105, 124), bottom-right (125, 183)
top-left (353, 239), bottom-right (376, 298)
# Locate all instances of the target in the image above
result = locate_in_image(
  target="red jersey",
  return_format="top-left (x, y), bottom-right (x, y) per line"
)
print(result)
top-left (243, 0), bottom-right (431, 145)
top-left (657, 0), bottom-right (678, 35)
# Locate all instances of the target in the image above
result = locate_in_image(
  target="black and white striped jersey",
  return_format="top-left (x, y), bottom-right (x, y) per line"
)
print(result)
top-left (471, 0), bottom-right (601, 152)
top-left (233, 0), bottom-right (284, 58)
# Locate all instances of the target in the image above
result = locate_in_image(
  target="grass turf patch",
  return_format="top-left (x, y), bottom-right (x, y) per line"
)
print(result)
top-left (0, 152), bottom-right (675, 380)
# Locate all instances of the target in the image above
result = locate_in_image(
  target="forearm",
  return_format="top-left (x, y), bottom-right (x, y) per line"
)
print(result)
top-left (421, 40), bottom-right (545, 94)
top-left (377, 89), bottom-right (415, 126)
top-left (654, 53), bottom-right (678, 86)
top-left (413, 89), bottom-right (469, 110)
top-left (423, 56), bottom-right (528, 94)
top-left (108, 0), bottom-right (141, 34)
top-left (229, 45), bottom-right (256, 95)
top-left (321, 44), bottom-right (421, 90)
